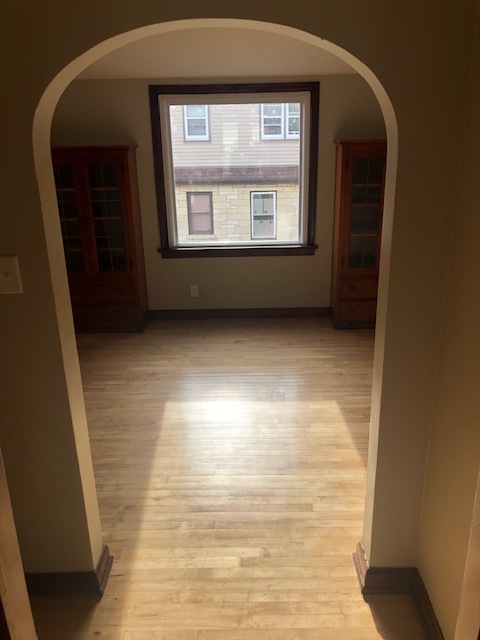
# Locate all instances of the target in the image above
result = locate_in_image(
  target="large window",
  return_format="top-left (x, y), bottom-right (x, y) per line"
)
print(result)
top-left (149, 82), bottom-right (319, 257)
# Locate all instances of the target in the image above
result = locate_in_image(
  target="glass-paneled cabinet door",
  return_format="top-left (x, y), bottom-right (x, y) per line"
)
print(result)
top-left (87, 161), bottom-right (128, 272)
top-left (53, 162), bottom-right (86, 274)
top-left (347, 154), bottom-right (385, 269)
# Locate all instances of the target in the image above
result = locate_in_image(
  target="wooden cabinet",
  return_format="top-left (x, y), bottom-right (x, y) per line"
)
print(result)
top-left (330, 140), bottom-right (386, 328)
top-left (52, 146), bottom-right (148, 331)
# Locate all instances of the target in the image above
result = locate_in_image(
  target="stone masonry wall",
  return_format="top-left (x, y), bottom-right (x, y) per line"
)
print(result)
top-left (175, 182), bottom-right (300, 243)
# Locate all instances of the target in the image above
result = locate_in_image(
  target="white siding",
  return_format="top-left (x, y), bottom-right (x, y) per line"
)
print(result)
top-left (170, 103), bottom-right (300, 167)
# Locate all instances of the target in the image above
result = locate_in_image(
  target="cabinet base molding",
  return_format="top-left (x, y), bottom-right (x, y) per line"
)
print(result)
top-left (353, 542), bottom-right (444, 640)
top-left (149, 307), bottom-right (330, 320)
top-left (26, 544), bottom-right (113, 597)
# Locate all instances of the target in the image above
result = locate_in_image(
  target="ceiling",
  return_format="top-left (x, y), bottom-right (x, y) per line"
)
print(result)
top-left (79, 27), bottom-right (354, 79)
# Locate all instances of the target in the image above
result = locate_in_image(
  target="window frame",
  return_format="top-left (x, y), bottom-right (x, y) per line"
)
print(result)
top-left (183, 104), bottom-right (210, 141)
top-left (186, 191), bottom-right (214, 235)
top-left (149, 82), bottom-right (319, 258)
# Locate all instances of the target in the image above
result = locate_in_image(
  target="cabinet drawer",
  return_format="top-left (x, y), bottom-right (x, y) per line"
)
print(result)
top-left (72, 303), bottom-right (142, 331)
top-left (70, 282), bottom-right (136, 304)
top-left (338, 300), bottom-right (377, 323)
top-left (340, 278), bottom-right (378, 299)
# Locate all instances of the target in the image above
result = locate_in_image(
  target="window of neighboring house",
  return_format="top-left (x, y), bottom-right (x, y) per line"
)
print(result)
top-left (187, 192), bottom-right (214, 234)
top-left (260, 103), bottom-right (301, 139)
top-left (149, 82), bottom-right (319, 257)
top-left (260, 103), bottom-right (285, 139)
top-left (251, 191), bottom-right (276, 239)
top-left (183, 105), bottom-right (209, 140)
top-left (286, 103), bottom-right (301, 139)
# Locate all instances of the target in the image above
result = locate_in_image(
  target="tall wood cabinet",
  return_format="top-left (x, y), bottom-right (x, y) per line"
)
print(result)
top-left (331, 140), bottom-right (386, 328)
top-left (52, 146), bottom-right (148, 331)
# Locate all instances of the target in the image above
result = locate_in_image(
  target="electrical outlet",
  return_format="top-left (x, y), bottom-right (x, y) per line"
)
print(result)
top-left (190, 284), bottom-right (199, 298)
top-left (0, 256), bottom-right (23, 294)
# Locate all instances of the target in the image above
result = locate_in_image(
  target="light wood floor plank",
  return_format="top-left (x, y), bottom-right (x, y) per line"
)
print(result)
top-left (30, 318), bottom-right (428, 639)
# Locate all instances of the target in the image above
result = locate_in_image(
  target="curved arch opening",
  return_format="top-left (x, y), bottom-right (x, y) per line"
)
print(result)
top-left (32, 17), bottom-right (398, 571)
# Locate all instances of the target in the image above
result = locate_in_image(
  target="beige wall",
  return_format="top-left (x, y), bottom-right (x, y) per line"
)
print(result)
top-left (52, 74), bottom-right (385, 309)
top-left (0, 4), bottom-right (478, 639)
top-left (418, 8), bottom-right (480, 637)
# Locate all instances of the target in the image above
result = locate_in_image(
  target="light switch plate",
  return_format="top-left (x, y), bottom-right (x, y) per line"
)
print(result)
top-left (0, 256), bottom-right (23, 294)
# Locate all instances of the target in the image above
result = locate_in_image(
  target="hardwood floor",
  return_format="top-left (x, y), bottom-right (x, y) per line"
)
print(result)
top-left (30, 317), bottom-right (428, 639)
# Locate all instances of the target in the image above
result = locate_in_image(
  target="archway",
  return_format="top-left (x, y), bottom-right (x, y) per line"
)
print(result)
top-left (32, 16), bottom-right (398, 579)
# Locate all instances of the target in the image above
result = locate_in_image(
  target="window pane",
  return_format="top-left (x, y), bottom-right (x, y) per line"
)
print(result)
top-left (263, 104), bottom-right (283, 117)
top-left (289, 118), bottom-right (300, 132)
top-left (288, 117), bottom-right (300, 135)
top-left (191, 212), bottom-right (212, 232)
top-left (187, 118), bottom-right (207, 137)
top-left (264, 117), bottom-right (282, 126)
top-left (252, 193), bottom-right (274, 215)
top-left (168, 100), bottom-right (302, 246)
top-left (186, 105), bottom-right (206, 117)
top-left (190, 193), bottom-right (211, 213)
top-left (263, 124), bottom-right (282, 136)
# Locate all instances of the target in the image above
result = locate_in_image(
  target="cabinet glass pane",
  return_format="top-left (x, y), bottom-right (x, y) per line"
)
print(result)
top-left (348, 156), bottom-right (383, 268)
top-left (53, 163), bottom-right (85, 273)
top-left (88, 162), bottom-right (118, 188)
top-left (352, 157), bottom-right (383, 185)
top-left (348, 235), bottom-right (378, 267)
top-left (350, 206), bottom-right (381, 233)
top-left (88, 162), bottom-right (127, 272)
top-left (98, 250), bottom-right (127, 272)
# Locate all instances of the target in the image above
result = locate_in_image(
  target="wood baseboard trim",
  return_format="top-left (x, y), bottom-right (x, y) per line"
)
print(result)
top-left (412, 572), bottom-right (446, 640)
top-left (94, 544), bottom-right (114, 594)
top-left (149, 307), bottom-right (330, 320)
top-left (26, 544), bottom-right (113, 597)
top-left (353, 542), bottom-right (444, 640)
